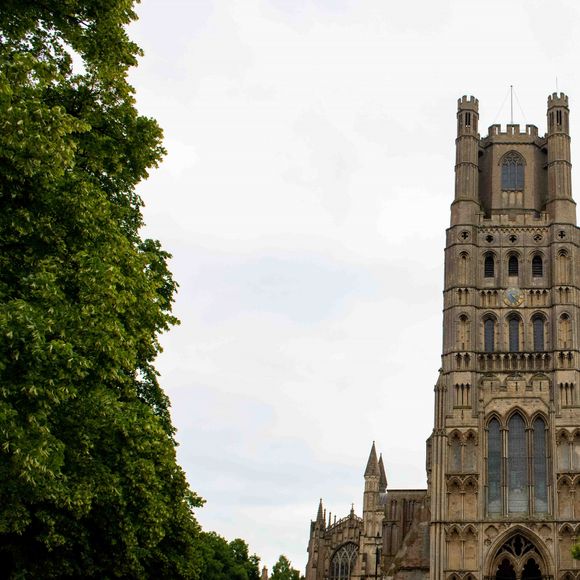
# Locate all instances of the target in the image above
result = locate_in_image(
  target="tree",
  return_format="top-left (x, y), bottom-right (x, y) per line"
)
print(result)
top-left (0, 2), bottom-right (204, 577)
top-left (197, 532), bottom-right (261, 580)
top-left (270, 555), bottom-right (303, 580)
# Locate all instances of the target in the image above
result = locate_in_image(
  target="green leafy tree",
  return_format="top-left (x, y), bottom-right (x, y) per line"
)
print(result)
top-left (197, 532), bottom-right (260, 580)
top-left (270, 555), bottom-right (303, 580)
top-left (0, 1), bottom-right (204, 577)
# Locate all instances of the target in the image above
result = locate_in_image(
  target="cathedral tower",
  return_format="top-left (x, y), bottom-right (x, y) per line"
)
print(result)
top-left (431, 92), bottom-right (579, 580)
top-left (305, 92), bottom-right (580, 580)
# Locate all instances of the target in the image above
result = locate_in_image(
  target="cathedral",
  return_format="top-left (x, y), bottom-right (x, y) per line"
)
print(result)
top-left (305, 92), bottom-right (580, 580)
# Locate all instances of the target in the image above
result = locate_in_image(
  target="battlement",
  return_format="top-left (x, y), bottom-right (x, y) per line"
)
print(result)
top-left (486, 123), bottom-right (539, 137)
top-left (458, 95), bottom-right (479, 111)
top-left (548, 92), bottom-right (569, 108)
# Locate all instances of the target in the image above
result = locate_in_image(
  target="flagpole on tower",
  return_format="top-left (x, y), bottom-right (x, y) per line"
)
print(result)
top-left (510, 85), bottom-right (513, 124)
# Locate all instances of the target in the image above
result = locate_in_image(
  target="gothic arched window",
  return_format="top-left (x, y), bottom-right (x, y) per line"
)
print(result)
top-left (330, 542), bottom-right (358, 580)
top-left (508, 316), bottom-right (521, 352)
top-left (486, 414), bottom-right (549, 516)
top-left (484, 317), bottom-right (495, 352)
top-left (508, 413), bottom-right (528, 513)
top-left (484, 254), bottom-right (495, 278)
top-left (501, 151), bottom-right (525, 191)
top-left (532, 316), bottom-right (545, 351)
top-left (508, 255), bottom-right (519, 277)
top-left (487, 418), bottom-right (501, 515)
top-left (532, 255), bottom-right (543, 277)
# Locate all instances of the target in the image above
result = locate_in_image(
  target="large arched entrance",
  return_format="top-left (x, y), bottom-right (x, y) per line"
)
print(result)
top-left (488, 534), bottom-right (549, 580)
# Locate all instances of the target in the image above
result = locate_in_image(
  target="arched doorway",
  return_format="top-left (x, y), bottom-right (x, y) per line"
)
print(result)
top-left (489, 534), bottom-right (548, 580)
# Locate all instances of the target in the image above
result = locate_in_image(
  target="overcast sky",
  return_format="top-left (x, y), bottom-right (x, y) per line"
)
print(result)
top-left (127, 0), bottom-right (580, 572)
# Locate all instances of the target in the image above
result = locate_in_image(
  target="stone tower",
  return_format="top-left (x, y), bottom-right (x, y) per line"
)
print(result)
top-left (430, 92), bottom-right (579, 580)
top-left (305, 92), bottom-right (580, 580)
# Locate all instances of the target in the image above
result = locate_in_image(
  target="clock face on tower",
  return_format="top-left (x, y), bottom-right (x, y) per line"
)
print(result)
top-left (503, 287), bottom-right (525, 307)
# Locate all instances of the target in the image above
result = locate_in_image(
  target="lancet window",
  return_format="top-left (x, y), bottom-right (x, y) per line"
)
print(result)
top-left (532, 315), bottom-right (545, 351)
top-left (484, 254), bottom-right (495, 278)
top-left (484, 317), bottom-right (496, 352)
top-left (508, 254), bottom-right (519, 277)
top-left (501, 151), bottom-right (525, 191)
top-left (532, 255), bottom-right (543, 277)
top-left (486, 414), bottom-right (549, 516)
top-left (508, 315), bottom-right (521, 352)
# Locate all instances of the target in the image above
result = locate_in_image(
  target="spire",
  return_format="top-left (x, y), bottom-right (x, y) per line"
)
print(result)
top-left (261, 566), bottom-right (269, 580)
top-left (316, 498), bottom-right (324, 525)
top-left (378, 453), bottom-right (388, 492)
top-left (364, 441), bottom-right (380, 477)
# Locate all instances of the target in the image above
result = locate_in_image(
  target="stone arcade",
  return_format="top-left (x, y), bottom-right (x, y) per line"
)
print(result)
top-left (305, 92), bottom-right (580, 580)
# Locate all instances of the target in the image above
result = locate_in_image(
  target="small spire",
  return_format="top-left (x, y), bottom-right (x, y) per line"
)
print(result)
top-left (261, 565), bottom-right (269, 580)
top-left (378, 453), bottom-right (388, 492)
top-left (328, 511), bottom-right (332, 527)
top-left (316, 498), bottom-right (324, 524)
top-left (364, 441), bottom-right (380, 477)
top-left (350, 503), bottom-right (355, 517)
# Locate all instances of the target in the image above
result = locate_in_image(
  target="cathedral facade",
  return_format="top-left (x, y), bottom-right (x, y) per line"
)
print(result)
top-left (305, 92), bottom-right (580, 580)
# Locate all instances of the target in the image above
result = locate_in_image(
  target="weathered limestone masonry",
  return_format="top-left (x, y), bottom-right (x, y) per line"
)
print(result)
top-left (306, 92), bottom-right (580, 580)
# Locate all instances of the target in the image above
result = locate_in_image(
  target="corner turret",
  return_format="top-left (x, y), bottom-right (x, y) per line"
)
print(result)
top-left (546, 92), bottom-right (576, 223)
top-left (451, 95), bottom-right (481, 226)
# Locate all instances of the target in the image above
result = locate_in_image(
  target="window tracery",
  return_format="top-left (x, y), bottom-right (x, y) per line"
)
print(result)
top-left (501, 151), bottom-right (525, 191)
top-left (486, 414), bottom-right (549, 516)
top-left (329, 542), bottom-right (358, 580)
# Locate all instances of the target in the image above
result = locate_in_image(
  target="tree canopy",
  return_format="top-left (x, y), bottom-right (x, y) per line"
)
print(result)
top-left (271, 555), bottom-right (303, 580)
top-left (197, 532), bottom-right (261, 580)
top-left (0, 1), bottom-right (205, 577)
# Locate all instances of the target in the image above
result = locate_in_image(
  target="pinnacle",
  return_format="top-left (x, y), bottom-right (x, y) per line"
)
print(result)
top-left (316, 498), bottom-right (324, 523)
top-left (364, 441), bottom-right (380, 477)
top-left (378, 453), bottom-right (388, 492)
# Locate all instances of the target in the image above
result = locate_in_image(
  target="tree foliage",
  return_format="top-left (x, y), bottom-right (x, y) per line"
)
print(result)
top-left (270, 555), bottom-right (303, 580)
top-left (197, 532), bottom-right (261, 580)
top-left (0, 1), bottom-right (205, 577)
